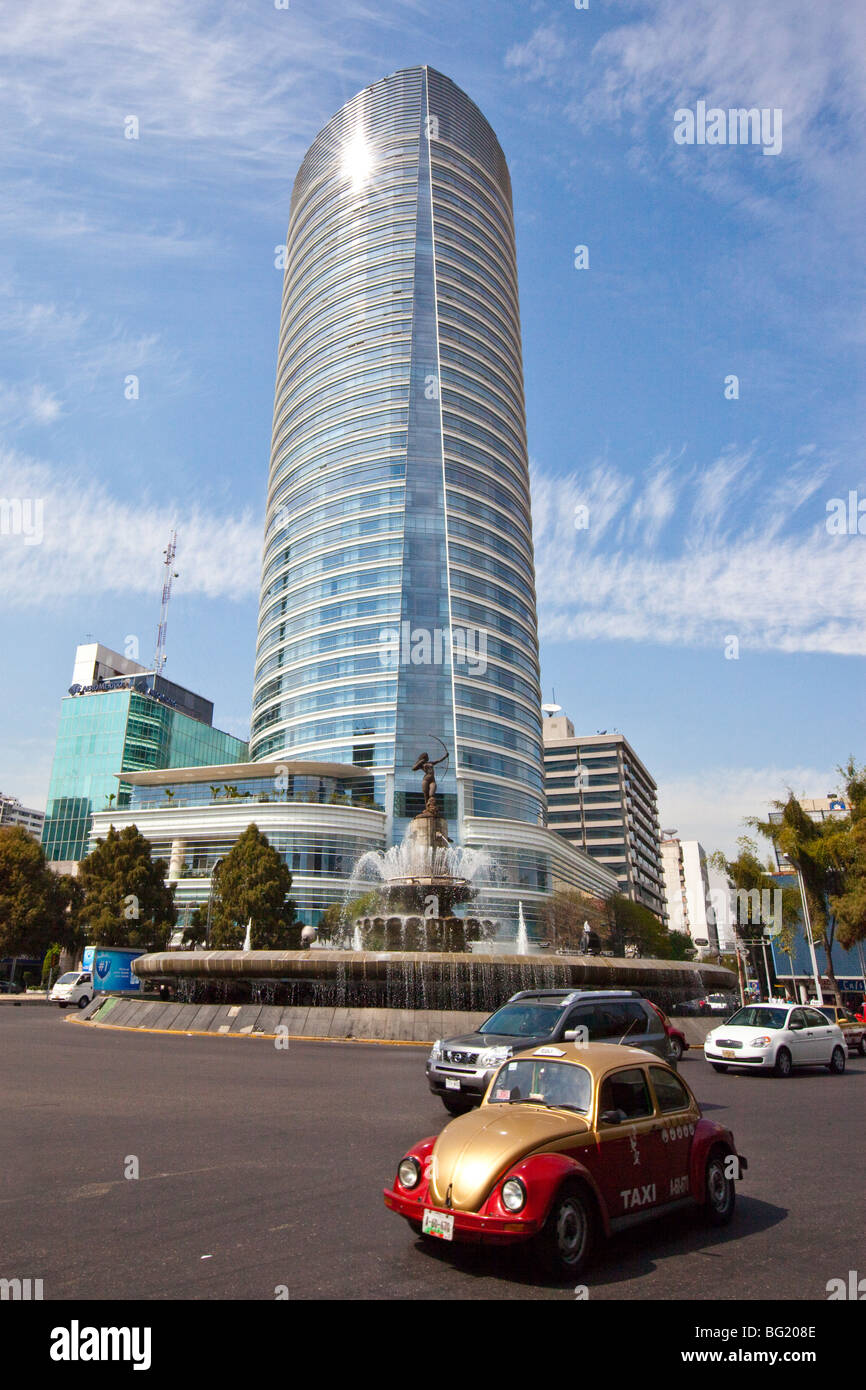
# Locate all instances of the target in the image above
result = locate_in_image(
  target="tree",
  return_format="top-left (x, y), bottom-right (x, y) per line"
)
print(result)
top-left (709, 838), bottom-right (800, 1002)
top-left (667, 930), bottom-right (698, 962)
top-left (828, 759), bottom-right (866, 951)
top-left (750, 794), bottom-right (853, 1004)
top-left (317, 890), bottom-right (381, 945)
top-left (78, 825), bottom-right (176, 950)
top-left (537, 889), bottom-right (611, 952)
top-left (604, 894), bottom-right (670, 958)
top-left (0, 827), bottom-right (82, 964)
top-left (209, 824), bottom-right (298, 949)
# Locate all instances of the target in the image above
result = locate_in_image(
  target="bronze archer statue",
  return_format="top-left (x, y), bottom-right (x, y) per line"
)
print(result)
top-left (412, 749), bottom-right (448, 815)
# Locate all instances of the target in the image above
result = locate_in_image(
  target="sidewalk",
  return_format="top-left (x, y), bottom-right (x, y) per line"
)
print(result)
top-left (0, 991), bottom-right (53, 1006)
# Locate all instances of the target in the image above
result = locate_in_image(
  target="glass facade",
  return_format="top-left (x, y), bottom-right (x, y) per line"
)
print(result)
top-left (251, 66), bottom-right (543, 839)
top-left (129, 771), bottom-right (384, 813)
top-left (42, 689), bottom-right (248, 863)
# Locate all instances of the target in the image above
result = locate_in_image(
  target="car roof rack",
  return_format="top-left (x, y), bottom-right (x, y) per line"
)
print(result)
top-left (507, 988), bottom-right (639, 1003)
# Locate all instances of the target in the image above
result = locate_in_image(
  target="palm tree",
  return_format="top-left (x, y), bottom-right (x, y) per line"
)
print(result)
top-left (751, 797), bottom-right (847, 1003)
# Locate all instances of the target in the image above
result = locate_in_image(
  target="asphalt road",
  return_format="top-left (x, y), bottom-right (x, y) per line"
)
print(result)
top-left (2, 1008), bottom-right (863, 1301)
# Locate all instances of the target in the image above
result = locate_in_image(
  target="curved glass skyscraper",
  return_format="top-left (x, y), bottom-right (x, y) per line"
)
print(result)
top-left (251, 66), bottom-right (544, 843)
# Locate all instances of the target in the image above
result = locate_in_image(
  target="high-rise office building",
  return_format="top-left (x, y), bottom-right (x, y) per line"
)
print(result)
top-left (42, 643), bottom-right (247, 870)
top-left (250, 66), bottom-right (543, 843)
top-left (89, 71), bottom-right (620, 933)
top-left (542, 714), bottom-right (667, 921)
top-left (660, 835), bottom-right (718, 953)
top-left (0, 793), bottom-right (45, 839)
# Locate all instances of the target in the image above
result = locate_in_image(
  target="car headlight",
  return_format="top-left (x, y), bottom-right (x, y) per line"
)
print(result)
top-left (479, 1046), bottom-right (511, 1067)
top-left (397, 1156), bottom-right (422, 1190)
top-left (751, 1035), bottom-right (772, 1047)
top-left (428, 1040), bottom-right (442, 1062)
top-left (501, 1178), bottom-right (526, 1212)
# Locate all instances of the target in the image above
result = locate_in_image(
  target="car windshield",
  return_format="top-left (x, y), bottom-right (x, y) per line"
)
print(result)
top-left (479, 1003), bottom-right (564, 1037)
top-left (57, 973), bottom-right (79, 984)
top-left (817, 1007), bottom-right (838, 1021)
top-left (487, 1059), bottom-right (592, 1113)
top-left (725, 1006), bottom-right (789, 1029)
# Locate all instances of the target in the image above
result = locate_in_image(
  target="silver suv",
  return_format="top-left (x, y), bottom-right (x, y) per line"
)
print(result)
top-left (426, 989), bottom-right (672, 1114)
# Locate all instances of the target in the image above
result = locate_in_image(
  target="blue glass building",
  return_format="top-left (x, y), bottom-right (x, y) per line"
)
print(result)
top-left (43, 644), bottom-right (247, 867)
top-left (251, 67), bottom-right (544, 844)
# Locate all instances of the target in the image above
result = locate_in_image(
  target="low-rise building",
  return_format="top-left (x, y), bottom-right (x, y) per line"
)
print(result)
top-left (0, 792), bottom-right (45, 839)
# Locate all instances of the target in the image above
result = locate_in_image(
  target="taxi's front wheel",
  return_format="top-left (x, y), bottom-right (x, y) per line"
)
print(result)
top-left (704, 1152), bottom-right (736, 1226)
top-left (535, 1181), bottom-right (596, 1280)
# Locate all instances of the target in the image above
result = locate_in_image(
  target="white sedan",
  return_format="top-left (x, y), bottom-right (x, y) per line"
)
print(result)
top-left (704, 1003), bottom-right (847, 1077)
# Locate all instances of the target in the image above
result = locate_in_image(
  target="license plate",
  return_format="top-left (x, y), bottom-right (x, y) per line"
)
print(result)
top-left (445, 1077), bottom-right (461, 1091)
top-left (422, 1209), bottom-right (454, 1241)
top-left (721, 1049), bottom-right (736, 1058)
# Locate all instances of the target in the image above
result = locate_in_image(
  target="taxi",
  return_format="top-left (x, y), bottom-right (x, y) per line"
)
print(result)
top-left (384, 1042), bottom-right (747, 1278)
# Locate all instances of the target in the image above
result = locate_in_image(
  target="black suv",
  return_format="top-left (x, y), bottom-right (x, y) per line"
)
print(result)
top-left (426, 988), bottom-right (671, 1114)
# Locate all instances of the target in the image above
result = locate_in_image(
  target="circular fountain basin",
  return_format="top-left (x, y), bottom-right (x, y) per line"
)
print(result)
top-left (133, 949), bottom-right (736, 1014)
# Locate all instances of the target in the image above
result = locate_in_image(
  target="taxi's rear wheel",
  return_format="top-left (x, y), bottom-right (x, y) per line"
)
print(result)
top-left (827, 1045), bottom-right (846, 1074)
top-left (704, 1151), bottom-right (736, 1226)
top-left (535, 1180), bottom-right (596, 1280)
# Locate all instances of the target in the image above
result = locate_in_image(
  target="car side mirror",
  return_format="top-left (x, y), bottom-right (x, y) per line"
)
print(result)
top-left (564, 1029), bottom-right (577, 1041)
top-left (789, 1021), bottom-right (802, 1030)
top-left (600, 1108), bottom-right (627, 1125)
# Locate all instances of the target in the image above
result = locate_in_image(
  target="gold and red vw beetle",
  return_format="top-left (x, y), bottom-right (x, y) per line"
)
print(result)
top-left (384, 1042), bottom-right (747, 1277)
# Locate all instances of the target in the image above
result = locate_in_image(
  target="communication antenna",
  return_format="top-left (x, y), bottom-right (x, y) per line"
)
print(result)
top-left (153, 530), bottom-right (179, 675)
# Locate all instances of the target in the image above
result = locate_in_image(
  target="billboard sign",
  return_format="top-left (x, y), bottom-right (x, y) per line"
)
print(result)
top-left (91, 948), bottom-right (144, 993)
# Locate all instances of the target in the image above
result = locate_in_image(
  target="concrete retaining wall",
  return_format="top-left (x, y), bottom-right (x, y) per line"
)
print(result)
top-left (82, 996), bottom-right (486, 1043)
top-left (79, 997), bottom-right (720, 1047)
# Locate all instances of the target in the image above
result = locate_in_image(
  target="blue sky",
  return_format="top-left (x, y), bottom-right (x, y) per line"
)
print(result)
top-left (1, 0), bottom-right (863, 856)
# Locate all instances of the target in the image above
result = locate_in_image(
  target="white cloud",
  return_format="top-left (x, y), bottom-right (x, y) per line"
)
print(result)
top-left (531, 454), bottom-right (866, 656)
top-left (0, 449), bottom-right (261, 606)
top-left (505, 25), bottom-right (567, 83)
top-left (658, 763), bottom-right (841, 859)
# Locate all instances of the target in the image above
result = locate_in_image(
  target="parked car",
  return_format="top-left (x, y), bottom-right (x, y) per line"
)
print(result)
top-left (704, 1003), bottom-right (847, 1076)
top-left (426, 990), bottom-right (671, 1115)
top-left (646, 1000), bottom-right (688, 1061)
top-left (700, 993), bottom-right (737, 1015)
top-left (386, 1041), bottom-right (747, 1278)
top-left (814, 1004), bottom-right (866, 1056)
top-left (48, 971), bottom-right (93, 1009)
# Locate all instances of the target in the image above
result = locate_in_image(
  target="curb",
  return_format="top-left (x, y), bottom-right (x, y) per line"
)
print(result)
top-left (66, 1017), bottom-right (430, 1047)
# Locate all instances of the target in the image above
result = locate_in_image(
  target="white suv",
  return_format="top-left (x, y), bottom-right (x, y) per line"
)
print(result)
top-left (705, 1002), bottom-right (846, 1077)
top-left (49, 971), bottom-right (93, 1009)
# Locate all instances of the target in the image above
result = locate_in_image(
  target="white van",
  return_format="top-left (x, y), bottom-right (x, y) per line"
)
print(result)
top-left (49, 971), bottom-right (93, 1009)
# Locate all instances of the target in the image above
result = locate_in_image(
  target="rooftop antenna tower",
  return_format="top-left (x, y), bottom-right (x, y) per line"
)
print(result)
top-left (153, 530), bottom-right (178, 675)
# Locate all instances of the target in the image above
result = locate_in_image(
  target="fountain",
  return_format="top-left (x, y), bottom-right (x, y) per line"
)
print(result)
top-left (332, 746), bottom-right (501, 954)
top-left (130, 742), bottom-right (737, 1017)
top-left (515, 902), bottom-right (530, 955)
